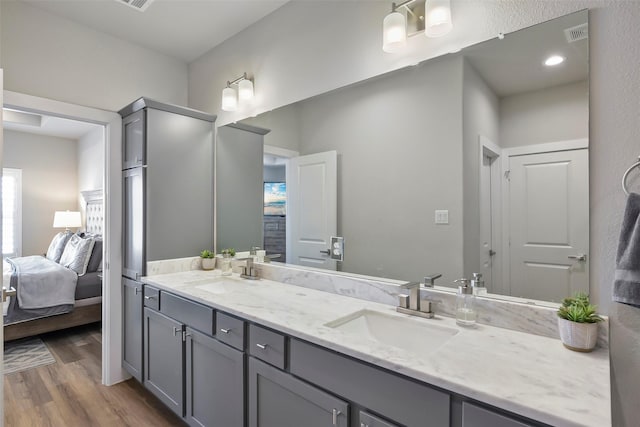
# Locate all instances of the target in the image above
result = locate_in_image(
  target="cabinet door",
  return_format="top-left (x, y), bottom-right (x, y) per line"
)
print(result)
top-left (462, 402), bottom-right (533, 427)
top-left (144, 308), bottom-right (184, 418)
top-left (123, 109), bottom-right (146, 169)
top-left (248, 357), bottom-right (348, 427)
top-left (185, 327), bottom-right (244, 427)
top-left (122, 278), bottom-right (143, 381)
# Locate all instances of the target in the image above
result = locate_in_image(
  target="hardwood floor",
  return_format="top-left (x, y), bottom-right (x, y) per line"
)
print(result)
top-left (4, 323), bottom-right (186, 426)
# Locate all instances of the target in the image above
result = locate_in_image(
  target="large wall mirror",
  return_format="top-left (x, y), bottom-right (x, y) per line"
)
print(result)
top-left (216, 10), bottom-right (589, 303)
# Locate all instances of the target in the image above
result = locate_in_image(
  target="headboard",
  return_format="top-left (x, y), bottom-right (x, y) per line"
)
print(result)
top-left (81, 189), bottom-right (104, 235)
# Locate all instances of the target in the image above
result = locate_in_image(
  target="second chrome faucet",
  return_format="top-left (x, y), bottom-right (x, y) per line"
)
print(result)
top-left (396, 274), bottom-right (442, 319)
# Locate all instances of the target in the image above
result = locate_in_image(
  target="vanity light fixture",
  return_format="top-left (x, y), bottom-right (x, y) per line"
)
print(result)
top-left (383, 0), bottom-right (453, 53)
top-left (544, 55), bottom-right (565, 66)
top-left (221, 73), bottom-right (254, 112)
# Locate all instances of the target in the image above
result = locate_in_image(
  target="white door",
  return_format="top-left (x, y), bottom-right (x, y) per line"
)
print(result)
top-left (287, 151), bottom-right (337, 270)
top-left (508, 149), bottom-right (589, 302)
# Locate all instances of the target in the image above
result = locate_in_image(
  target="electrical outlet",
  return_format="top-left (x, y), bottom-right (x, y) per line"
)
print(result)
top-left (435, 210), bottom-right (449, 225)
top-left (330, 236), bottom-right (344, 261)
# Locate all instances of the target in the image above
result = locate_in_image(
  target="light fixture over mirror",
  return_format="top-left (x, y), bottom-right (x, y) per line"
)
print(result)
top-left (383, 0), bottom-right (453, 53)
top-left (221, 72), bottom-right (254, 112)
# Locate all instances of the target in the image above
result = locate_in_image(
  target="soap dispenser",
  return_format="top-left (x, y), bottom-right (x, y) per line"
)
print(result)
top-left (471, 272), bottom-right (486, 296)
top-left (455, 279), bottom-right (477, 327)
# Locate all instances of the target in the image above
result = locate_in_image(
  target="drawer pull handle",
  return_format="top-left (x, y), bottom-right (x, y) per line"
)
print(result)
top-left (361, 424), bottom-right (368, 427)
top-left (144, 295), bottom-right (156, 300)
top-left (220, 328), bottom-right (231, 334)
top-left (332, 409), bottom-right (341, 426)
top-left (256, 343), bottom-right (268, 350)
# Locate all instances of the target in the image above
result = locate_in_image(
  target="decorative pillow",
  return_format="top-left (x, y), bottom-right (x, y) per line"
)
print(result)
top-left (46, 231), bottom-right (72, 263)
top-left (86, 237), bottom-right (103, 273)
top-left (59, 234), bottom-right (96, 276)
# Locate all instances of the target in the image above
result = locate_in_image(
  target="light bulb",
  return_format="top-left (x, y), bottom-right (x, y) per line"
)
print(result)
top-left (238, 79), bottom-right (254, 101)
top-left (544, 55), bottom-right (565, 66)
top-left (425, 0), bottom-right (453, 38)
top-left (221, 86), bottom-right (238, 112)
top-left (382, 11), bottom-right (407, 53)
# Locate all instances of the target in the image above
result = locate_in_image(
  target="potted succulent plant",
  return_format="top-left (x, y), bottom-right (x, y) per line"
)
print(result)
top-left (557, 293), bottom-right (603, 352)
top-left (200, 250), bottom-right (216, 271)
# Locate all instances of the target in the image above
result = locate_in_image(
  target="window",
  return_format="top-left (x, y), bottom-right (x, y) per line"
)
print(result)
top-left (3, 168), bottom-right (22, 258)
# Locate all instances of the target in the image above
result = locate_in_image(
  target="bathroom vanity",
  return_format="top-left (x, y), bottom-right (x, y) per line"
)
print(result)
top-left (127, 266), bottom-right (610, 427)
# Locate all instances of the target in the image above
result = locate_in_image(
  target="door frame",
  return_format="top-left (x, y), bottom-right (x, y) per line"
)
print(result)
top-left (3, 90), bottom-right (125, 386)
top-left (264, 144), bottom-right (298, 261)
top-left (478, 135), bottom-right (503, 294)
top-left (500, 138), bottom-right (589, 296)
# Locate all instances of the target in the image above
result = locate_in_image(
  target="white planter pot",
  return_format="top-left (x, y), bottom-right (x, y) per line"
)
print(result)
top-left (201, 257), bottom-right (216, 271)
top-left (557, 317), bottom-right (598, 352)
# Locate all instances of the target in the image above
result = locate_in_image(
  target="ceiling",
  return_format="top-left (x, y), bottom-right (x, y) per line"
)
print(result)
top-left (3, 109), bottom-right (103, 140)
top-left (463, 11), bottom-right (588, 97)
top-left (20, 0), bottom-right (289, 63)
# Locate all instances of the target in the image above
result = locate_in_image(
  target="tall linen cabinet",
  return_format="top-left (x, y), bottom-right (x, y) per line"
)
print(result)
top-left (119, 98), bottom-right (216, 382)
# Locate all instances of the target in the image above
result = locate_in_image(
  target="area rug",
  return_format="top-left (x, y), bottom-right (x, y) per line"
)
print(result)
top-left (4, 337), bottom-right (56, 375)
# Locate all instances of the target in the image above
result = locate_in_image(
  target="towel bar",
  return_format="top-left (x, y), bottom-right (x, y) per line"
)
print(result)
top-left (622, 156), bottom-right (640, 195)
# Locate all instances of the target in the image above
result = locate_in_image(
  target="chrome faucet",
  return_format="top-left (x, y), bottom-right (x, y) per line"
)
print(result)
top-left (238, 257), bottom-right (259, 280)
top-left (423, 273), bottom-right (442, 288)
top-left (396, 282), bottom-right (435, 319)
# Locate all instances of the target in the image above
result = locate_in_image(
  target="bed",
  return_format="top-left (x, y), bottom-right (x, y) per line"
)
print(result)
top-left (3, 190), bottom-right (104, 341)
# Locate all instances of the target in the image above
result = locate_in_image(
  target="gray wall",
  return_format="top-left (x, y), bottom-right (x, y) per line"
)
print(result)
top-left (4, 130), bottom-right (78, 256)
top-left (245, 104), bottom-right (301, 153)
top-left (77, 126), bottom-right (104, 226)
top-left (500, 80), bottom-right (589, 148)
top-left (461, 59), bottom-right (500, 282)
top-left (0, 1), bottom-right (187, 111)
top-left (216, 126), bottom-right (264, 253)
top-left (264, 164), bottom-right (285, 182)
top-left (297, 56), bottom-right (464, 283)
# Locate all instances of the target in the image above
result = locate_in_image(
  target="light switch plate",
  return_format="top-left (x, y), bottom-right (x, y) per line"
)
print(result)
top-left (435, 210), bottom-right (449, 225)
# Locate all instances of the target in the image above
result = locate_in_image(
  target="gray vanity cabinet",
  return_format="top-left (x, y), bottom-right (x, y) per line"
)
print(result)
top-left (248, 357), bottom-right (349, 427)
top-left (122, 278), bottom-right (143, 381)
top-left (185, 327), bottom-right (244, 427)
top-left (462, 402), bottom-right (533, 427)
top-left (143, 307), bottom-right (185, 418)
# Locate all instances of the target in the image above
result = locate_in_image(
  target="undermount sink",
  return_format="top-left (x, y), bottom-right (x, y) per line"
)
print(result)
top-left (191, 277), bottom-right (247, 294)
top-left (326, 309), bottom-right (458, 355)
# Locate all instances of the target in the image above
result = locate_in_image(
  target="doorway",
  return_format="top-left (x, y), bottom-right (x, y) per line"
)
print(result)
top-left (3, 90), bottom-right (124, 387)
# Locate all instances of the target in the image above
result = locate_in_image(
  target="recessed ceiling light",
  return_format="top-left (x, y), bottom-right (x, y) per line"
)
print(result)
top-left (544, 55), bottom-right (565, 66)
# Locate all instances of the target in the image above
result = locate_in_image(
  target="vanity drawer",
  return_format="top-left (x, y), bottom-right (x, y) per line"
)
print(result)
top-left (290, 339), bottom-right (450, 427)
top-left (360, 411), bottom-right (399, 427)
top-left (160, 291), bottom-right (214, 336)
top-left (216, 312), bottom-right (245, 350)
top-left (143, 285), bottom-right (160, 310)
top-left (248, 324), bottom-right (287, 369)
top-left (462, 402), bottom-right (533, 427)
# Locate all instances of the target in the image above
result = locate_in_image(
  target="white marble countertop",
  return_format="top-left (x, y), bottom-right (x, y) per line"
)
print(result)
top-left (142, 269), bottom-right (611, 427)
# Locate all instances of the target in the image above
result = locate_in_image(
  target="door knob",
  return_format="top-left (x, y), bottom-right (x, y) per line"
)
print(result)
top-left (568, 254), bottom-right (587, 262)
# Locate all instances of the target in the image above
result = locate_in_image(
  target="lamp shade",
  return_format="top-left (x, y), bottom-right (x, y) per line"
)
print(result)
top-left (53, 211), bottom-right (81, 229)
top-left (382, 11), bottom-right (407, 53)
top-left (238, 79), bottom-right (254, 101)
top-left (425, 0), bottom-right (453, 37)
top-left (221, 86), bottom-right (238, 112)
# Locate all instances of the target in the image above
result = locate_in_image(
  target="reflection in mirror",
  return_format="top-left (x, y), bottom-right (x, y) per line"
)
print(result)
top-left (217, 10), bottom-right (589, 303)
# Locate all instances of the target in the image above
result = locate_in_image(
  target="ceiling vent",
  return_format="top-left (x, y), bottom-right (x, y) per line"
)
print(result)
top-left (116, 0), bottom-right (155, 12)
top-left (564, 23), bottom-right (588, 43)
